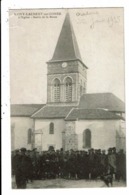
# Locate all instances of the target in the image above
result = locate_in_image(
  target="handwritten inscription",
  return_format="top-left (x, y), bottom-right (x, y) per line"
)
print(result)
top-left (76, 12), bottom-right (121, 29)
top-left (76, 11), bottom-right (99, 16)
top-left (90, 16), bottom-right (120, 29)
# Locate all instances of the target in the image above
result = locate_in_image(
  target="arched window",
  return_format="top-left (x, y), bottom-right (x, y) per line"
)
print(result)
top-left (53, 78), bottom-right (60, 102)
top-left (65, 77), bottom-right (72, 102)
top-left (83, 129), bottom-right (91, 148)
top-left (28, 128), bottom-right (32, 144)
top-left (49, 122), bottom-right (54, 134)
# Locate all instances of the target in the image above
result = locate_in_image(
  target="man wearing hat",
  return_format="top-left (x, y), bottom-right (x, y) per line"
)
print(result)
top-left (100, 150), bottom-right (108, 175)
top-left (107, 147), bottom-right (117, 179)
top-left (12, 149), bottom-right (20, 177)
top-left (116, 149), bottom-right (126, 181)
top-left (13, 148), bottom-right (31, 189)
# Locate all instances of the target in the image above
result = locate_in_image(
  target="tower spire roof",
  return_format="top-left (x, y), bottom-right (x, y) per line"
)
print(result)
top-left (49, 12), bottom-right (82, 62)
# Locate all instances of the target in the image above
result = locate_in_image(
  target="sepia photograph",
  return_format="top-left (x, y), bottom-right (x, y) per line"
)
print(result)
top-left (9, 7), bottom-right (126, 189)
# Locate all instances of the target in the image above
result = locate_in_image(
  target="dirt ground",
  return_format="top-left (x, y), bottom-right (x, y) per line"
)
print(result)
top-left (12, 176), bottom-right (126, 189)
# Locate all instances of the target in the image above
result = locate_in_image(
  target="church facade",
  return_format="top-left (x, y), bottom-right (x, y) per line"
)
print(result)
top-left (11, 13), bottom-right (125, 152)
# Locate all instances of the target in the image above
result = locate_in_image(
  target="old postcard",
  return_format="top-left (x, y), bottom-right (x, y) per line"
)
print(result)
top-left (8, 7), bottom-right (126, 189)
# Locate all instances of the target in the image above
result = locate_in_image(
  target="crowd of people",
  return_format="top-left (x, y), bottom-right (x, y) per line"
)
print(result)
top-left (12, 147), bottom-right (126, 189)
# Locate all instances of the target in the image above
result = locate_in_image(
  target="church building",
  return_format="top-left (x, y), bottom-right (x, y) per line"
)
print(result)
top-left (11, 13), bottom-right (125, 152)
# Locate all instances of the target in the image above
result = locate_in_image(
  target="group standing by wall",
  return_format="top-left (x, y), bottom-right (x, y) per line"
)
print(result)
top-left (12, 147), bottom-right (126, 189)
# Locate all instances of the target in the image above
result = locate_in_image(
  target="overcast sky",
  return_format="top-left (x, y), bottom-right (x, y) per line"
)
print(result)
top-left (9, 8), bottom-right (125, 104)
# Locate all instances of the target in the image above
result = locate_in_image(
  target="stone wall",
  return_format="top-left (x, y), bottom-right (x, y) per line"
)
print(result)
top-left (47, 73), bottom-right (78, 103)
top-left (47, 61), bottom-right (78, 75)
top-left (47, 60), bottom-right (87, 104)
top-left (64, 121), bottom-right (78, 151)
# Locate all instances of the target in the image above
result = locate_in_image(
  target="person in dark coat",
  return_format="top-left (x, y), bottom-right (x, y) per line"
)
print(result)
top-left (25, 150), bottom-right (33, 182)
top-left (83, 151), bottom-right (89, 179)
top-left (100, 150), bottom-right (108, 175)
top-left (30, 148), bottom-right (40, 179)
top-left (116, 149), bottom-right (126, 181)
top-left (12, 149), bottom-right (21, 188)
top-left (13, 148), bottom-right (31, 189)
top-left (88, 148), bottom-right (95, 179)
top-left (12, 149), bottom-right (19, 176)
top-left (108, 147), bottom-right (117, 179)
top-left (68, 150), bottom-right (77, 179)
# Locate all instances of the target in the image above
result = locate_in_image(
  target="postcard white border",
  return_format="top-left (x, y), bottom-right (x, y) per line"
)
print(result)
top-left (2, 1), bottom-right (129, 195)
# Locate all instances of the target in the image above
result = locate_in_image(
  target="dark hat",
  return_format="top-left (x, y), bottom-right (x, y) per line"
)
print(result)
top-left (20, 148), bottom-right (26, 152)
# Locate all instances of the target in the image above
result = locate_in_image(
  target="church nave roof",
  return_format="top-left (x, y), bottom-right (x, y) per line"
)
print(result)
top-left (65, 108), bottom-right (124, 121)
top-left (32, 105), bottom-right (75, 119)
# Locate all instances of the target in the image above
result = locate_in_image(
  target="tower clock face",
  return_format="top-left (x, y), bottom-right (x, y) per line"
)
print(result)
top-left (62, 62), bottom-right (67, 68)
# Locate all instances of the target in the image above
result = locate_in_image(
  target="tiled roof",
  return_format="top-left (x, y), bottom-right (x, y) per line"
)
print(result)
top-left (48, 13), bottom-right (82, 63)
top-left (65, 108), bottom-right (124, 121)
top-left (79, 93), bottom-right (125, 112)
top-left (11, 104), bottom-right (45, 117)
top-left (32, 105), bottom-right (74, 119)
top-left (11, 93), bottom-right (125, 118)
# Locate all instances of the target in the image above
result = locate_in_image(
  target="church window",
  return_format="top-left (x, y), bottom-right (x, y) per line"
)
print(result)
top-left (53, 78), bottom-right (60, 102)
top-left (65, 77), bottom-right (72, 102)
top-left (28, 128), bottom-right (32, 144)
top-left (83, 129), bottom-right (91, 148)
top-left (49, 122), bottom-right (54, 134)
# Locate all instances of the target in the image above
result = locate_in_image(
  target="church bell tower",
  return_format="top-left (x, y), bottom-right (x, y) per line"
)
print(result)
top-left (47, 13), bottom-right (88, 106)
